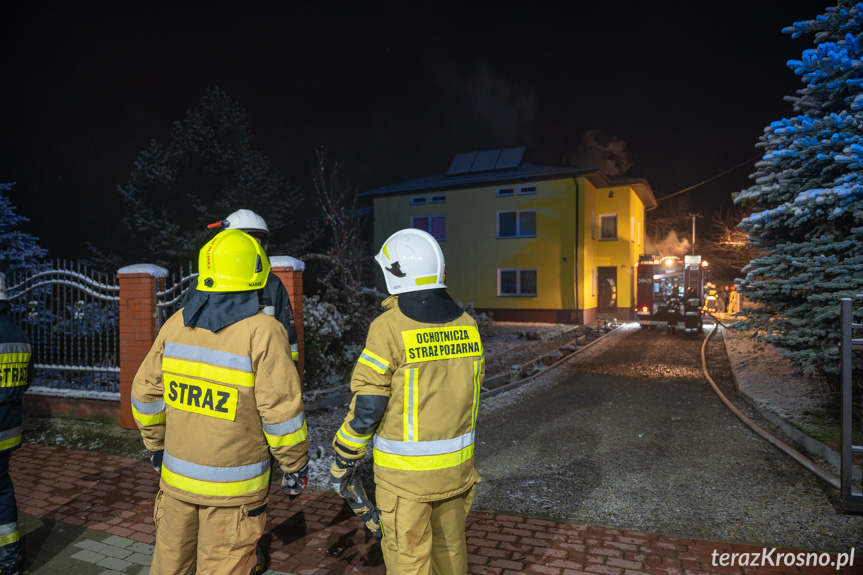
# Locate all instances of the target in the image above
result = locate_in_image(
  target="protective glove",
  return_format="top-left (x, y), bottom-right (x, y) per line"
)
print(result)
top-left (281, 463), bottom-right (308, 500)
top-left (329, 456), bottom-right (382, 537)
top-left (150, 450), bottom-right (164, 475)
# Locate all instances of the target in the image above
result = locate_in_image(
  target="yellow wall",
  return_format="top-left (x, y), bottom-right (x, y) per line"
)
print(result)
top-left (372, 176), bottom-right (646, 314)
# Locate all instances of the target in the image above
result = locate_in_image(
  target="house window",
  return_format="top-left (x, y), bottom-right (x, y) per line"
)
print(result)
top-left (429, 194), bottom-right (446, 204)
top-left (599, 214), bottom-right (617, 240)
top-left (518, 185), bottom-right (537, 195)
top-left (498, 269), bottom-right (537, 296)
top-left (410, 196), bottom-right (426, 205)
top-left (411, 215), bottom-right (445, 241)
top-left (496, 187), bottom-right (515, 197)
top-left (498, 210), bottom-right (536, 238)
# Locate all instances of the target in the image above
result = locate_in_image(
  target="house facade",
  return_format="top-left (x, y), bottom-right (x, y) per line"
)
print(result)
top-left (361, 148), bottom-right (657, 324)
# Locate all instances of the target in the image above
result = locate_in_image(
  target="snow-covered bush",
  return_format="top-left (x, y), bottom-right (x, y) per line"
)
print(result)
top-left (302, 295), bottom-right (360, 389)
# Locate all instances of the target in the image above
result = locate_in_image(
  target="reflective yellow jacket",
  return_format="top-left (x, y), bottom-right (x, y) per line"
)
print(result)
top-left (333, 296), bottom-right (484, 502)
top-left (132, 309), bottom-right (308, 507)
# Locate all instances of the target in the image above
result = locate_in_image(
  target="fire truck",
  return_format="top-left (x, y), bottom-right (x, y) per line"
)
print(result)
top-left (635, 254), bottom-right (707, 332)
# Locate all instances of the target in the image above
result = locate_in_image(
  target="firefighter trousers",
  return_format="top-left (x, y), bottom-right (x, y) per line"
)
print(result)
top-left (377, 484), bottom-right (476, 575)
top-left (0, 452), bottom-right (21, 572)
top-left (150, 490), bottom-right (267, 575)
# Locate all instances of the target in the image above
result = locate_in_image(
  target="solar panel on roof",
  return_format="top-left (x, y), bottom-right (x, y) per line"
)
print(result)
top-left (446, 152), bottom-right (477, 175)
top-left (470, 149), bottom-right (501, 172)
top-left (494, 147), bottom-right (525, 170)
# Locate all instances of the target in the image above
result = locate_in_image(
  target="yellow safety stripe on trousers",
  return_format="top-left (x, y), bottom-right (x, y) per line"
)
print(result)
top-left (402, 326), bottom-right (482, 364)
top-left (472, 357), bottom-right (483, 430)
top-left (403, 368), bottom-right (419, 442)
top-left (357, 348), bottom-right (389, 374)
top-left (374, 443), bottom-right (474, 471)
top-left (0, 435), bottom-right (21, 452)
top-left (0, 352), bottom-right (30, 388)
top-left (336, 423), bottom-right (372, 450)
top-left (0, 530), bottom-right (19, 546)
top-left (264, 420), bottom-right (308, 448)
top-left (162, 357), bottom-right (254, 388)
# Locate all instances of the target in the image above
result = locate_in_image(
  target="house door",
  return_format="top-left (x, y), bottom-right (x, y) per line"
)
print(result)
top-left (597, 267), bottom-right (617, 314)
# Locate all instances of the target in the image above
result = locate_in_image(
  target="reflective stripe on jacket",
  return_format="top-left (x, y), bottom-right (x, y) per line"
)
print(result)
top-left (333, 295), bottom-right (484, 502)
top-left (132, 309), bottom-right (308, 507)
top-left (0, 315), bottom-right (32, 455)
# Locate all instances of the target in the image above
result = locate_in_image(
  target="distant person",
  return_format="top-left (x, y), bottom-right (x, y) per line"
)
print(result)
top-left (728, 286), bottom-right (740, 315)
top-left (330, 228), bottom-right (484, 574)
top-left (182, 209), bottom-right (299, 364)
top-left (0, 274), bottom-right (31, 575)
top-left (133, 230), bottom-right (309, 574)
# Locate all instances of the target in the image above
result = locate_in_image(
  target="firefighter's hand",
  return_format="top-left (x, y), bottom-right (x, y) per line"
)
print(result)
top-left (149, 450), bottom-right (164, 475)
top-left (281, 463), bottom-right (308, 500)
top-left (328, 455), bottom-right (357, 493)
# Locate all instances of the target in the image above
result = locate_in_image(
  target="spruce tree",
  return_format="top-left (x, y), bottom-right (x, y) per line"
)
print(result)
top-left (114, 87), bottom-right (304, 269)
top-left (736, 1), bottom-right (863, 382)
top-left (0, 182), bottom-right (47, 275)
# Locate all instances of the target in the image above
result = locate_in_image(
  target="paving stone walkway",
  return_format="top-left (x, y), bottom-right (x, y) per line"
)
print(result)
top-left (10, 443), bottom-right (862, 574)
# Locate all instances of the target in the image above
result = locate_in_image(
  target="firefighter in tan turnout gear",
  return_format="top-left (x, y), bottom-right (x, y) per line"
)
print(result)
top-left (330, 228), bottom-right (484, 575)
top-left (132, 229), bottom-right (309, 575)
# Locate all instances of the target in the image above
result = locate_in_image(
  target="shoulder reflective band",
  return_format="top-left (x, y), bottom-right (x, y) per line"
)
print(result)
top-left (357, 348), bottom-right (389, 374)
top-left (0, 426), bottom-right (22, 452)
top-left (165, 376), bottom-right (238, 421)
top-left (263, 412), bottom-right (308, 448)
top-left (0, 520), bottom-right (19, 546)
top-left (162, 452), bottom-right (270, 497)
top-left (402, 326), bottom-right (482, 363)
top-left (131, 397), bottom-right (166, 426)
top-left (0, 341), bottom-right (31, 388)
top-left (337, 422), bottom-right (373, 450)
top-left (404, 368), bottom-right (418, 442)
top-left (373, 430), bottom-right (475, 471)
top-left (163, 342), bottom-right (254, 388)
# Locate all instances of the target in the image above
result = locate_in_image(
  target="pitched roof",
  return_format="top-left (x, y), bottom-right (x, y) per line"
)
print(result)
top-left (360, 148), bottom-right (657, 210)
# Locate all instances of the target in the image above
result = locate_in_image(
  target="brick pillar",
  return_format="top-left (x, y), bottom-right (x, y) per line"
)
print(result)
top-left (117, 265), bottom-right (167, 429)
top-left (270, 256), bottom-right (305, 389)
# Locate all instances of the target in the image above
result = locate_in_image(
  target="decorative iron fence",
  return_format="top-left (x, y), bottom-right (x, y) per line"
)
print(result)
top-left (155, 262), bottom-right (197, 331)
top-left (7, 262), bottom-right (120, 392)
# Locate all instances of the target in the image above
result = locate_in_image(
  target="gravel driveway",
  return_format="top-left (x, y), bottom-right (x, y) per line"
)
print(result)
top-left (471, 323), bottom-right (862, 554)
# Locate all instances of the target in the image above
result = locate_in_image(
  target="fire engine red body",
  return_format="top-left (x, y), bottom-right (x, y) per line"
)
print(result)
top-left (635, 254), bottom-right (706, 333)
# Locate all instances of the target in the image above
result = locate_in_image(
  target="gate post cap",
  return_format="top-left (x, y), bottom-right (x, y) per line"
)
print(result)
top-left (269, 256), bottom-right (305, 272)
top-left (117, 264), bottom-right (169, 277)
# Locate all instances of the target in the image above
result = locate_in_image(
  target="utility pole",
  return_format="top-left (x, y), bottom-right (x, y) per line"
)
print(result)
top-left (687, 213), bottom-right (702, 255)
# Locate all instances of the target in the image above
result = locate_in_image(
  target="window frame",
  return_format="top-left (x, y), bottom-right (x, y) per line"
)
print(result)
top-left (410, 195), bottom-right (427, 205)
top-left (497, 268), bottom-right (538, 297)
top-left (497, 209), bottom-right (537, 239)
top-left (410, 215), bottom-right (446, 242)
top-left (429, 194), bottom-right (446, 204)
top-left (598, 214), bottom-right (618, 241)
top-left (518, 185), bottom-right (537, 195)
top-left (496, 187), bottom-right (515, 197)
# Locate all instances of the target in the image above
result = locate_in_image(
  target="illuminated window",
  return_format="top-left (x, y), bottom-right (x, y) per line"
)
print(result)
top-left (498, 269), bottom-right (537, 296)
top-left (411, 216), bottom-right (445, 241)
top-left (599, 214), bottom-right (617, 240)
top-left (498, 210), bottom-right (536, 238)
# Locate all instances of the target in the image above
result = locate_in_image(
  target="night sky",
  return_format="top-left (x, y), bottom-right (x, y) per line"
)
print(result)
top-left (2, 1), bottom-right (823, 260)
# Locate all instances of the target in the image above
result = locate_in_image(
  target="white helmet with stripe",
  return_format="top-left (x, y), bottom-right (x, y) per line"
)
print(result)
top-left (375, 228), bottom-right (446, 295)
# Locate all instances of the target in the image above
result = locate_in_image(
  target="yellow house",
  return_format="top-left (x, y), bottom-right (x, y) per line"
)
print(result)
top-left (362, 147), bottom-right (657, 324)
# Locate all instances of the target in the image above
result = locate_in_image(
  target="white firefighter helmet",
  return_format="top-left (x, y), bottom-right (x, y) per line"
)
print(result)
top-left (375, 228), bottom-right (446, 295)
top-left (208, 209), bottom-right (269, 239)
top-left (0, 273), bottom-right (7, 301)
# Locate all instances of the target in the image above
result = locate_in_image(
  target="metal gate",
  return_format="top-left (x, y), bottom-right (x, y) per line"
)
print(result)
top-left (840, 296), bottom-right (863, 512)
top-left (7, 262), bottom-right (120, 392)
top-left (155, 262), bottom-right (197, 331)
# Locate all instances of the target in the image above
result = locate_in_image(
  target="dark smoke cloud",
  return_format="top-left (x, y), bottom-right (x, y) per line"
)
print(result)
top-left (571, 129), bottom-right (633, 176)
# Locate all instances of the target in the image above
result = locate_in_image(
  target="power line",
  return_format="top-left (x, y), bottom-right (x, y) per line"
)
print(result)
top-left (655, 155), bottom-right (759, 203)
